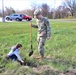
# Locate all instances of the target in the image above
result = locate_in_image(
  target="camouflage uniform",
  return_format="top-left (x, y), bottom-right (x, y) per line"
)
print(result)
top-left (34, 9), bottom-right (51, 58)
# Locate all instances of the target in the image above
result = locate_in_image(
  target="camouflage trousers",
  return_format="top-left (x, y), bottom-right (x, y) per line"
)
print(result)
top-left (37, 36), bottom-right (46, 57)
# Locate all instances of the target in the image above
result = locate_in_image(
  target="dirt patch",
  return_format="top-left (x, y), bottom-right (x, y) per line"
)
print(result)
top-left (23, 61), bottom-right (38, 67)
top-left (1, 57), bottom-right (76, 75)
top-left (63, 69), bottom-right (76, 75)
top-left (33, 65), bottom-right (60, 75)
top-left (32, 65), bottom-right (76, 75)
top-left (1, 64), bottom-right (76, 75)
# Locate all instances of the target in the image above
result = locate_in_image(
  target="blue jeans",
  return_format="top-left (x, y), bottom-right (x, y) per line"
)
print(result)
top-left (9, 54), bottom-right (17, 61)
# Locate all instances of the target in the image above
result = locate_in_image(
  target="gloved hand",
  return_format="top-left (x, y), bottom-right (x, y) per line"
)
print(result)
top-left (17, 60), bottom-right (24, 65)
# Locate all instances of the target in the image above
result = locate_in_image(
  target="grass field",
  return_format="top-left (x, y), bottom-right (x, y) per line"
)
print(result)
top-left (0, 20), bottom-right (76, 75)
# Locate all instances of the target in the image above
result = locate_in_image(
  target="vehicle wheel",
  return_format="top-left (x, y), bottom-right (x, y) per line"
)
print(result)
top-left (16, 18), bottom-right (20, 21)
top-left (6, 17), bottom-right (10, 21)
top-left (26, 18), bottom-right (29, 21)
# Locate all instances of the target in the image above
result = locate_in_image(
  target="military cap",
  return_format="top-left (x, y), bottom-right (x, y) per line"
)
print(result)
top-left (34, 9), bottom-right (41, 16)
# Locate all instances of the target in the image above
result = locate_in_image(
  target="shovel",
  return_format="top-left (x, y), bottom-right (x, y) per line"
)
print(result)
top-left (29, 21), bottom-right (33, 56)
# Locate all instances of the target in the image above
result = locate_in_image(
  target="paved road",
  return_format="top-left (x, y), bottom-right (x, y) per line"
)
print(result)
top-left (0, 17), bottom-right (27, 22)
top-left (0, 17), bottom-right (12, 22)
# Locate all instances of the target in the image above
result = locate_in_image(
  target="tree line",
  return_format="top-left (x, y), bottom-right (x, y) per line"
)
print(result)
top-left (0, 0), bottom-right (76, 19)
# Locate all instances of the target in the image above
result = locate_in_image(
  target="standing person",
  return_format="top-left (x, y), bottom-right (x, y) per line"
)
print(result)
top-left (7, 44), bottom-right (24, 65)
top-left (32, 9), bottom-right (51, 60)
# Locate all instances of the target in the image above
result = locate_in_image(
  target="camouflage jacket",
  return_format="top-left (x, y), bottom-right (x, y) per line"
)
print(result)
top-left (35, 16), bottom-right (51, 38)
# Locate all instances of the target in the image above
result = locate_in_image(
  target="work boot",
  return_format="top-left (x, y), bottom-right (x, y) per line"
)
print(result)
top-left (38, 56), bottom-right (44, 62)
top-left (36, 56), bottom-right (44, 60)
top-left (35, 56), bottom-right (42, 59)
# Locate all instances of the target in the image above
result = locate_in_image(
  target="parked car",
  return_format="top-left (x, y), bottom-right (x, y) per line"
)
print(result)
top-left (5, 14), bottom-right (23, 21)
top-left (21, 14), bottom-right (32, 21)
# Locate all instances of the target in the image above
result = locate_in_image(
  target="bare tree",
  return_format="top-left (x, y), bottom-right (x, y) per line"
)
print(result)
top-left (5, 7), bottom-right (15, 15)
top-left (16, 3), bottom-right (38, 17)
top-left (63, 0), bottom-right (76, 17)
top-left (0, 9), bottom-right (2, 17)
top-left (24, 9), bottom-right (33, 17)
top-left (41, 3), bottom-right (50, 17)
top-left (55, 6), bottom-right (70, 18)
top-left (31, 3), bottom-right (38, 17)
top-left (48, 10), bottom-right (54, 19)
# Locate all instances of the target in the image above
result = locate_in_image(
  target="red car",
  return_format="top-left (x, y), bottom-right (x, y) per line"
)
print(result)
top-left (21, 14), bottom-right (32, 21)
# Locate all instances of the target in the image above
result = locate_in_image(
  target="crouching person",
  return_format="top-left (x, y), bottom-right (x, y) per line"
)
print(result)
top-left (6, 44), bottom-right (24, 65)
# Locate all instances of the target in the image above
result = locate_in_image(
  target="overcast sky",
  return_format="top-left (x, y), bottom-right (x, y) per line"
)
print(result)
top-left (0, 0), bottom-right (63, 10)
